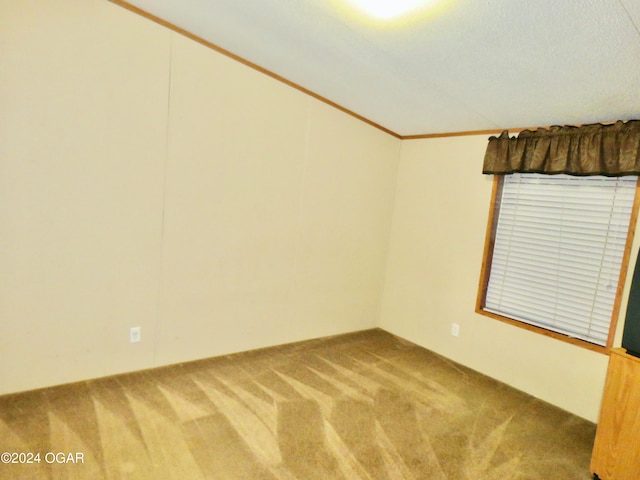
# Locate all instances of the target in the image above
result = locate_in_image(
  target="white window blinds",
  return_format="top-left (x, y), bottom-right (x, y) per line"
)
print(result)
top-left (484, 173), bottom-right (637, 346)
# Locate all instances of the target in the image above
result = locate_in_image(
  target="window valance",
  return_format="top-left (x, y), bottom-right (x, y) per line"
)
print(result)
top-left (483, 120), bottom-right (640, 176)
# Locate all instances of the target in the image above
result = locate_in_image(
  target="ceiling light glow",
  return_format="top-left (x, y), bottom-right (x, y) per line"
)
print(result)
top-left (343, 0), bottom-right (438, 20)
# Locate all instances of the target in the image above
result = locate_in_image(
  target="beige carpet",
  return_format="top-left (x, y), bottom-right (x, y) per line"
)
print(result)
top-left (0, 329), bottom-right (595, 479)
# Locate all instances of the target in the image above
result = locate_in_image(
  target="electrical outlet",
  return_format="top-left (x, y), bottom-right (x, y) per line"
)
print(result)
top-left (130, 326), bottom-right (141, 343)
top-left (451, 323), bottom-right (460, 337)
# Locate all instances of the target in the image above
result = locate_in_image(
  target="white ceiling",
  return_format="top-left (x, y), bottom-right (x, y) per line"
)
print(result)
top-left (119, 0), bottom-right (640, 137)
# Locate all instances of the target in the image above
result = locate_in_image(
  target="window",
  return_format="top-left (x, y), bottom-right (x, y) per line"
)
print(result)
top-left (477, 173), bottom-right (639, 352)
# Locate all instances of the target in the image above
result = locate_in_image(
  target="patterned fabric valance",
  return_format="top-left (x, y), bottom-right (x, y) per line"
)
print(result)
top-left (483, 120), bottom-right (640, 176)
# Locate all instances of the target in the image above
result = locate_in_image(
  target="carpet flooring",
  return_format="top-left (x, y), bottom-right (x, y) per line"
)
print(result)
top-left (0, 329), bottom-right (595, 479)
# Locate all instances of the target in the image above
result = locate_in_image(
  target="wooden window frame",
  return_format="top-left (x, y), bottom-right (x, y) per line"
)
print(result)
top-left (476, 176), bottom-right (640, 354)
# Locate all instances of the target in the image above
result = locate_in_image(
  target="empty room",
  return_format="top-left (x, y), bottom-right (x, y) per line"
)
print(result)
top-left (2, 0), bottom-right (640, 479)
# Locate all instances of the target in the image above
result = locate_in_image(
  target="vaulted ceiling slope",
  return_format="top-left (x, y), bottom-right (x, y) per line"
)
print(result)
top-left (117, 0), bottom-right (640, 137)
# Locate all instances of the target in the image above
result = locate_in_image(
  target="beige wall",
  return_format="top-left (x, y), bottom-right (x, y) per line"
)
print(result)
top-left (155, 35), bottom-right (400, 366)
top-left (0, 0), bottom-right (400, 394)
top-left (380, 136), bottom-right (640, 422)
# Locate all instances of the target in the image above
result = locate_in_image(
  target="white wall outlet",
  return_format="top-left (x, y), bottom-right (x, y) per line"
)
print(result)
top-left (451, 323), bottom-right (460, 337)
top-left (130, 326), bottom-right (141, 343)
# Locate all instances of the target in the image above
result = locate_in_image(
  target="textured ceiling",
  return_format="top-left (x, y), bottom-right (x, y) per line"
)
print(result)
top-left (117, 0), bottom-right (640, 137)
